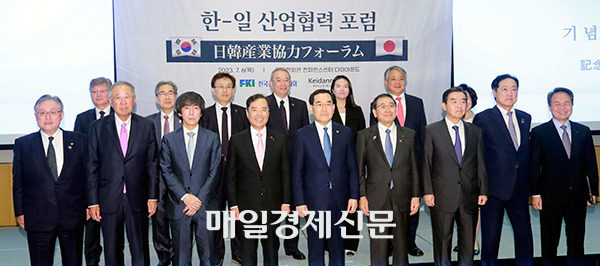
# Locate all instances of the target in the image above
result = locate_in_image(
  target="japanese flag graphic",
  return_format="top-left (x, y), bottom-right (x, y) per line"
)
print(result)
top-left (375, 36), bottom-right (404, 57)
top-left (170, 37), bottom-right (201, 57)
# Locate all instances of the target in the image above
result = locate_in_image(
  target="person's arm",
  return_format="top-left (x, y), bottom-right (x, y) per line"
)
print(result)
top-left (12, 139), bottom-right (25, 229)
top-left (87, 121), bottom-right (101, 219)
top-left (422, 127), bottom-right (435, 207)
top-left (529, 128), bottom-right (543, 210)
top-left (197, 134), bottom-right (222, 205)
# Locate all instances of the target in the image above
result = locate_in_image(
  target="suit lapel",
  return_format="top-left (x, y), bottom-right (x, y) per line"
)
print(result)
top-left (241, 130), bottom-right (261, 172)
top-left (516, 110), bottom-right (528, 149)
top-left (371, 127), bottom-right (389, 167)
top-left (492, 107), bottom-right (517, 151)
top-left (403, 95), bottom-right (413, 127)
top-left (308, 123), bottom-right (329, 166)
top-left (330, 123), bottom-right (342, 166)
top-left (191, 128), bottom-right (207, 170)
top-left (462, 123), bottom-right (475, 164)
top-left (59, 131), bottom-right (73, 180)
top-left (231, 105), bottom-right (245, 134)
top-left (570, 122), bottom-right (581, 159)
top-left (125, 115), bottom-right (141, 160)
top-left (33, 132), bottom-right (55, 181)
top-left (172, 128), bottom-right (191, 169)
top-left (104, 114), bottom-right (124, 158)
top-left (439, 120), bottom-right (460, 165)
top-left (392, 126), bottom-right (409, 166)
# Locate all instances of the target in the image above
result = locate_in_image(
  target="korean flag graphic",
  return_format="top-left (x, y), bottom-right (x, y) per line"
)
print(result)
top-left (375, 36), bottom-right (404, 57)
top-left (170, 37), bottom-right (201, 57)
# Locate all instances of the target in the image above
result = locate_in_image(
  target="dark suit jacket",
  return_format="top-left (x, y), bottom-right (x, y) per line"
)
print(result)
top-left (422, 120), bottom-right (488, 214)
top-left (159, 126), bottom-right (221, 219)
top-left (13, 130), bottom-right (87, 231)
top-left (87, 113), bottom-right (159, 214)
top-left (146, 111), bottom-right (183, 146)
top-left (356, 125), bottom-right (419, 212)
top-left (200, 103), bottom-right (249, 139)
top-left (333, 105), bottom-right (366, 140)
top-left (292, 122), bottom-right (359, 211)
top-left (369, 93), bottom-right (427, 158)
top-left (473, 106), bottom-right (531, 201)
top-left (74, 107), bottom-right (113, 136)
top-left (530, 120), bottom-right (599, 206)
top-left (266, 94), bottom-right (309, 137)
top-left (227, 128), bottom-right (291, 212)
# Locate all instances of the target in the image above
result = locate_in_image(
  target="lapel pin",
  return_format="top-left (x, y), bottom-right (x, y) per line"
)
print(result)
top-left (399, 139), bottom-right (403, 143)
top-left (68, 146), bottom-right (72, 149)
top-left (521, 118), bottom-right (525, 124)
top-left (336, 130), bottom-right (339, 133)
top-left (291, 103), bottom-right (295, 107)
top-left (373, 135), bottom-right (377, 140)
top-left (270, 136), bottom-right (274, 140)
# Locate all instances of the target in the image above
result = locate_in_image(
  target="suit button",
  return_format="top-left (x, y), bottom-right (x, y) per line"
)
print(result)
top-left (390, 168), bottom-right (393, 172)
top-left (458, 181), bottom-right (463, 185)
top-left (189, 173), bottom-right (193, 176)
top-left (328, 169), bottom-right (332, 173)
top-left (515, 165), bottom-right (519, 169)
top-left (187, 187), bottom-right (191, 190)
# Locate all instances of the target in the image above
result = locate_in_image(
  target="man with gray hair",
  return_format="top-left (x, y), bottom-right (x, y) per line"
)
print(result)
top-left (74, 76), bottom-right (113, 266)
top-left (146, 80), bottom-right (182, 266)
top-left (87, 81), bottom-right (159, 266)
top-left (14, 95), bottom-right (88, 265)
top-left (370, 66), bottom-right (427, 257)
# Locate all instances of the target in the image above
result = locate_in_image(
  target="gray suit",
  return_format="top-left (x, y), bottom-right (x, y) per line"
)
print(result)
top-left (422, 120), bottom-right (487, 266)
top-left (357, 125), bottom-right (420, 266)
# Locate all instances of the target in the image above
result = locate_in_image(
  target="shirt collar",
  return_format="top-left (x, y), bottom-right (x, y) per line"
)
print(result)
top-left (274, 94), bottom-right (288, 104)
top-left (250, 126), bottom-right (266, 136)
top-left (445, 116), bottom-right (464, 129)
top-left (41, 128), bottom-right (63, 140)
top-left (552, 118), bottom-right (570, 130)
top-left (496, 105), bottom-right (515, 116)
top-left (377, 122), bottom-right (396, 134)
top-left (315, 121), bottom-right (333, 131)
top-left (115, 114), bottom-right (131, 126)
top-left (390, 92), bottom-right (406, 100)
top-left (183, 125), bottom-right (199, 135)
top-left (216, 102), bottom-right (230, 110)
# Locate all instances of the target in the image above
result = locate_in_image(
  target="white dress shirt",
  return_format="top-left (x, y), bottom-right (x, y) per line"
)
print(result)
top-left (215, 102), bottom-right (232, 140)
top-left (496, 105), bottom-right (521, 147)
top-left (160, 110), bottom-right (175, 137)
top-left (41, 129), bottom-right (64, 177)
top-left (114, 115), bottom-right (131, 143)
top-left (377, 122), bottom-right (397, 156)
top-left (390, 92), bottom-right (407, 122)
top-left (315, 121), bottom-right (333, 152)
top-left (339, 112), bottom-right (346, 125)
top-left (95, 105), bottom-right (111, 120)
top-left (274, 94), bottom-right (291, 128)
top-left (445, 117), bottom-right (465, 156)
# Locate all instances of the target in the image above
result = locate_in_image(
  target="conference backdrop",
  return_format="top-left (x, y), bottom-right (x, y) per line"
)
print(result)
top-left (114, 0), bottom-right (452, 122)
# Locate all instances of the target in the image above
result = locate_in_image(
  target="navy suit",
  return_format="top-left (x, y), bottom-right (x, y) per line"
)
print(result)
top-left (87, 113), bottom-right (159, 266)
top-left (13, 130), bottom-right (87, 265)
top-left (146, 111), bottom-right (183, 264)
top-left (292, 122), bottom-right (359, 265)
top-left (473, 106), bottom-right (534, 265)
top-left (200, 103), bottom-right (248, 261)
top-left (530, 120), bottom-right (599, 265)
top-left (266, 93), bottom-right (309, 254)
top-left (160, 126), bottom-right (221, 265)
top-left (74, 107), bottom-right (112, 265)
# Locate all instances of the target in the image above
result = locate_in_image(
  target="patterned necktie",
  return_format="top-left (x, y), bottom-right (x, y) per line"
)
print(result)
top-left (256, 131), bottom-right (265, 170)
top-left (280, 100), bottom-right (288, 133)
top-left (99, 110), bottom-right (105, 119)
top-left (385, 129), bottom-right (394, 189)
top-left (396, 96), bottom-right (405, 127)
top-left (187, 132), bottom-right (195, 169)
top-left (507, 111), bottom-right (519, 150)
top-left (221, 107), bottom-right (229, 157)
top-left (323, 127), bottom-right (331, 166)
top-left (163, 115), bottom-right (170, 135)
top-left (561, 125), bottom-right (571, 158)
top-left (48, 136), bottom-right (58, 180)
top-left (453, 125), bottom-right (462, 164)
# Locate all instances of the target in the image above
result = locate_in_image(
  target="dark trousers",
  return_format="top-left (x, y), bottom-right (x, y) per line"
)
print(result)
top-left (152, 197), bottom-right (173, 264)
top-left (430, 205), bottom-right (477, 266)
top-left (84, 219), bottom-right (102, 266)
top-left (408, 210), bottom-right (420, 246)
top-left (215, 166), bottom-right (242, 260)
top-left (343, 212), bottom-right (360, 252)
top-left (306, 199), bottom-right (345, 266)
top-left (27, 224), bottom-right (84, 266)
top-left (481, 195), bottom-right (534, 266)
top-left (101, 195), bottom-right (150, 266)
top-left (170, 212), bottom-right (215, 266)
top-left (370, 206), bottom-right (409, 266)
top-left (237, 217), bottom-right (279, 266)
top-left (540, 199), bottom-right (587, 266)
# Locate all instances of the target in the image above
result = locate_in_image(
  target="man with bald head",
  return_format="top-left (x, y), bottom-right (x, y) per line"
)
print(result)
top-left (87, 81), bottom-right (159, 266)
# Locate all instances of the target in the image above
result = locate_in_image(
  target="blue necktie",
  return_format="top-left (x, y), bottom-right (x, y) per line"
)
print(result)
top-left (323, 127), bottom-right (331, 166)
top-left (385, 128), bottom-right (394, 189)
top-left (453, 125), bottom-right (462, 164)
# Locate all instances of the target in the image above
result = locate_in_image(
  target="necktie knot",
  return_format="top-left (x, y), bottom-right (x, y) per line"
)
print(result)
top-left (164, 115), bottom-right (169, 120)
top-left (396, 96), bottom-right (401, 101)
top-left (257, 131), bottom-right (263, 138)
top-left (324, 127), bottom-right (328, 132)
top-left (121, 122), bottom-right (127, 129)
top-left (385, 128), bottom-right (391, 134)
top-left (507, 111), bottom-right (513, 118)
top-left (49, 136), bottom-right (54, 143)
top-left (222, 106), bottom-right (228, 112)
top-left (99, 110), bottom-right (105, 118)
top-left (561, 125), bottom-right (567, 130)
top-left (453, 125), bottom-right (459, 132)
top-left (187, 132), bottom-right (195, 138)
top-left (280, 100), bottom-right (285, 107)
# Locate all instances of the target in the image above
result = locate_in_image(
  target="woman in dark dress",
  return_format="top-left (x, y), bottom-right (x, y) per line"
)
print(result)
top-left (330, 75), bottom-right (366, 255)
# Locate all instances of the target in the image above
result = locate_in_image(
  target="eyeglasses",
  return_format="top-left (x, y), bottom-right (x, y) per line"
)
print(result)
top-left (313, 102), bottom-right (333, 109)
top-left (157, 91), bottom-right (175, 98)
top-left (36, 110), bottom-right (63, 117)
top-left (112, 95), bottom-right (133, 102)
top-left (376, 104), bottom-right (395, 110)
top-left (214, 85), bottom-right (233, 90)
